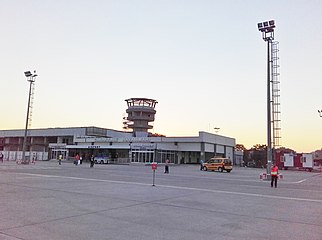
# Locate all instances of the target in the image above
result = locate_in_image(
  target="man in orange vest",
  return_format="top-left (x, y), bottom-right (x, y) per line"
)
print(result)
top-left (271, 164), bottom-right (279, 188)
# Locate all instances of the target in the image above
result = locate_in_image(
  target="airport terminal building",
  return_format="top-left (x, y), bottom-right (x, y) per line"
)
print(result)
top-left (0, 127), bottom-right (236, 164)
top-left (0, 98), bottom-right (236, 164)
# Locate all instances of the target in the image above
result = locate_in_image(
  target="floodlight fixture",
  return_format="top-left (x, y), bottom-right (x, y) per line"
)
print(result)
top-left (258, 19), bottom-right (275, 42)
top-left (257, 20), bottom-right (275, 33)
top-left (25, 70), bottom-right (37, 82)
top-left (24, 71), bottom-right (32, 77)
top-left (32, 70), bottom-right (37, 77)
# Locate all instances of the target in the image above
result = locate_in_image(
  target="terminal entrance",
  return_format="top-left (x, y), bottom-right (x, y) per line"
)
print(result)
top-left (131, 149), bottom-right (154, 163)
top-left (130, 149), bottom-right (178, 164)
top-left (50, 149), bottom-right (68, 160)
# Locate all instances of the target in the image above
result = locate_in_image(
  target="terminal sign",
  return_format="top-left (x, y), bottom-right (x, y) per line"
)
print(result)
top-left (151, 162), bottom-right (157, 170)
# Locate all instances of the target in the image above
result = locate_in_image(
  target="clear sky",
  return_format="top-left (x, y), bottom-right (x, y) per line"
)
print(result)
top-left (1, 0), bottom-right (321, 153)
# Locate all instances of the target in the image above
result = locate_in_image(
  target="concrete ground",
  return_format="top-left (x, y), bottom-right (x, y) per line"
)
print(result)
top-left (0, 161), bottom-right (321, 240)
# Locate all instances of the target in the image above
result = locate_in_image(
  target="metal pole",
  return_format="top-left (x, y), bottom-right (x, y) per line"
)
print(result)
top-left (152, 170), bottom-right (155, 186)
top-left (258, 21), bottom-right (276, 178)
top-left (22, 79), bottom-right (33, 163)
top-left (266, 39), bottom-right (272, 176)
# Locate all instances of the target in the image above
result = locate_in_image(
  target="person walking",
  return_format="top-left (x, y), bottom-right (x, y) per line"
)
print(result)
top-left (90, 155), bottom-right (95, 168)
top-left (164, 159), bottom-right (169, 174)
top-left (200, 159), bottom-right (204, 171)
top-left (75, 154), bottom-right (80, 165)
top-left (0, 152), bottom-right (3, 163)
top-left (58, 154), bottom-right (62, 165)
top-left (31, 153), bottom-right (37, 164)
top-left (271, 164), bottom-right (279, 188)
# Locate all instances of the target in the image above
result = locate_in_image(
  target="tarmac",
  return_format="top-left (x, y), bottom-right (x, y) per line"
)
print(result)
top-left (0, 160), bottom-right (321, 240)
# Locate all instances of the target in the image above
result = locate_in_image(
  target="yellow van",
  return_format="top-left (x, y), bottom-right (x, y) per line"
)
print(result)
top-left (202, 157), bottom-right (232, 172)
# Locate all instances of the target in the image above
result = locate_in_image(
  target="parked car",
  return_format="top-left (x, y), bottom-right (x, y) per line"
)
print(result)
top-left (94, 156), bottom-right (109, 164)
top-left (246, 161), bottom-right (256, 168)
top-left (203, 157), bottom-right (232, 172)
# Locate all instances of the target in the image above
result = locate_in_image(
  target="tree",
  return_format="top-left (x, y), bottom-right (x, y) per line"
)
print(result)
top-left (243, 144), bottom-right (267, 168)
top-left (235, 144), bottom-right (247, 151)
top-left (251, 144), bottom-right (267, 151)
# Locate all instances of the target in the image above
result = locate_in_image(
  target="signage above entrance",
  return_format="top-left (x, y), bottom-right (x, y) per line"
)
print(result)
top-left (75, 136), bottom-right (152, 143)
top-left (88, 145), bottom-right (101, 149)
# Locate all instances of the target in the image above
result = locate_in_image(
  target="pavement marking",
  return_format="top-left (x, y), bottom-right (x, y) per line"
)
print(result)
top-left (296, 179), bottom-right (308, 183)
top-left (173, 173), bottom-right (309, 184)
top-left (17, 172), bottom-right (322, 204)
top-left (162, 185), bottom-right (322, 203)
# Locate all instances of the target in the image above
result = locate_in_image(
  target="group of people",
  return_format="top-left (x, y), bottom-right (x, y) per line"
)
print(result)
top-left (58, 153), bottom-right (95, 168)
top-left (74, 154), bottom-right (83, 165)
top-left (74, 154), bottom-right (95, 167)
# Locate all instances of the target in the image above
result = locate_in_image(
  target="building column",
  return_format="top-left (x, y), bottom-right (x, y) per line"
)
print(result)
top-left (200, 142), bottom-right (205, 162)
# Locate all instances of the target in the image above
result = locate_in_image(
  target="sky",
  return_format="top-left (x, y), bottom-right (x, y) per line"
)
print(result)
top-left (0, 0), bottom-right (321, 153)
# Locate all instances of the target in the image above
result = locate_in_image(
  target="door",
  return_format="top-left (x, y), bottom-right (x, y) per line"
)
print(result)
top-left (131, 150), bottom-right (154, 163)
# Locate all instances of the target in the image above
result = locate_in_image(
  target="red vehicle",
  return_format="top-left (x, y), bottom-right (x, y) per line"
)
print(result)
top-left (275, 150), bottom-right (314, 171)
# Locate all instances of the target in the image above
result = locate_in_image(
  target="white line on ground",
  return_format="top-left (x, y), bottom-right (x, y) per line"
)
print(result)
top-left (296, 179), bottom-right (308, 183)
top-left (17, 172), bottom-right (322, 204)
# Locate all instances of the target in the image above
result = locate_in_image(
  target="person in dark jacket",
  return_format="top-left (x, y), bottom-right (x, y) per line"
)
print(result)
top-left (200, 159), bottom-right (204, 171)
top-left (164, 159), bottom-right (169, 174)
top-left (90, 155), bottom-right (95, 168)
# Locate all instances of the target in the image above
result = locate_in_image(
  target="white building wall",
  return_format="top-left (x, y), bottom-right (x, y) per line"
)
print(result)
top-left (0, 127), bottom-right (87, 137)
top-left (226, 147), bottom-right (234, 161)
top-left (204, 143), bottom-right (214, 152)
top-left (284, 153), bottom-right (294, 167)
top-left (302, 153), bottom-right (313, 168)
top-left (235, 150), bottom-right (243, 166)
top-left (177, 143), bottom-right (201, 151)
top-left (216, 145), bottom-right (225, 153)
top-left (2, 150), bottom-right (48, 161)
top-left (199, 131), bottom-right (235, 147)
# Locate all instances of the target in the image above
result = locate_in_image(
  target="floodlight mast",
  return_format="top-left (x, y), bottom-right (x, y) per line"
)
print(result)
top-left (257, 20), bottom-right (275, 178)
top-left (22, 70), bottom-right (37, 164)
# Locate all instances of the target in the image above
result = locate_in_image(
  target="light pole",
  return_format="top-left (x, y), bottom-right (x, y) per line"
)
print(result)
top-left (258, 20), bottom-right (276, 177)
top-left (22, 70), bottom-right (37, 164)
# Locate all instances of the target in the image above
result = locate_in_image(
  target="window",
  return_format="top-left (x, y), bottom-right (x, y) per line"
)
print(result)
top-left (300, 157), bottom-right (306, 163)
top-left (280, 156), bottom-right (285, 162)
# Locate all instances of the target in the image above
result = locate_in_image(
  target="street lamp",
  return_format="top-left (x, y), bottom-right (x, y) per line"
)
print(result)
top-left (258, 20), bottom-right (275, 177)
top-left (22, 70), bottom-right (37, 164)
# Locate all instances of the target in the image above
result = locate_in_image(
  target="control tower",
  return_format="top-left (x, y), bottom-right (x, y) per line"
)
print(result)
top-left (125, 98), bottom-right (158, 137)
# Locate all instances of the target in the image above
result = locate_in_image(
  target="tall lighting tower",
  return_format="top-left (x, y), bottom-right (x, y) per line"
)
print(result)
top-left (22, 70), bottom-right (37, 164)
top-left (257, 20), bottom-right (276, 177)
